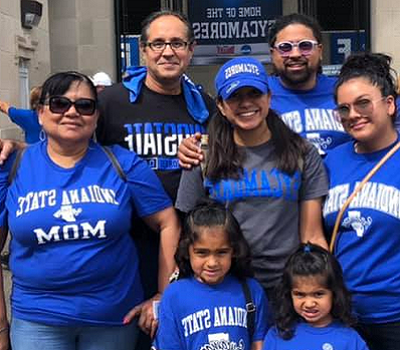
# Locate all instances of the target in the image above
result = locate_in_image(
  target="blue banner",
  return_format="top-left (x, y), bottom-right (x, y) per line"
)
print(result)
top-left (188, 0), bottom-right (282, 64)
top-left (188, 0), bottom-right (282, 45)
top-left (330, 31), bottom-right (366, 64)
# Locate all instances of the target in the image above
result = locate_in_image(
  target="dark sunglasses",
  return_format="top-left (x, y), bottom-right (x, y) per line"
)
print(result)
top-left (273, 40), bottom-right (319, 57)
top-left (46, 96), bottom-right (97, 115)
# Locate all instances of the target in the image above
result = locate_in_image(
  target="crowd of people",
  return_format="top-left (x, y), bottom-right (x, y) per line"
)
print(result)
top-left (0, 8), bottom-right (398, 350)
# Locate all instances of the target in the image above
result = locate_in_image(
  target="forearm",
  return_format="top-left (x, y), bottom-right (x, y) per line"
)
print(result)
top-left (158, 210), bottom-right (180, 292)
top-left (0, 267), bottom-right (8, 328)
top-left (0, 230), bottom-right (9, 328)
top-left (299, 199), bottom-right (328, 250)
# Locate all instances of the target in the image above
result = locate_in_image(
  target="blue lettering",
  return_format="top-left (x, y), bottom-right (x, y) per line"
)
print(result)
top-left (144, 123), bottom-right (153, 134)
top-left (164, 123), bottom-right (177, 135)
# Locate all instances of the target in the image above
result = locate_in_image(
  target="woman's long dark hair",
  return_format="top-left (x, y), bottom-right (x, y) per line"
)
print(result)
top-left (273, 243), bottom-right (355, 340)
top-left (205, 105), bottom-right (308, 182)
top-left (335, 53), bottom-right (398, 121)
top-left (175, 199), bottom-right (253, 280)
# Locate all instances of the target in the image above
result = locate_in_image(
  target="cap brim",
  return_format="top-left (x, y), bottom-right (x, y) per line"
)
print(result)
top-left (219, 78), bottom-right (269, 100)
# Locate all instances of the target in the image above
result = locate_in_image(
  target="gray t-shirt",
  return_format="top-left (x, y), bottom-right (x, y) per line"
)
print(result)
top-left (176, 141), bottom-right (328, 289)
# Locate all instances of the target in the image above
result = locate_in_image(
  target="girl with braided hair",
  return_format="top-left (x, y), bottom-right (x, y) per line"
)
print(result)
top-left (323, 52), bottom-right (400, 349)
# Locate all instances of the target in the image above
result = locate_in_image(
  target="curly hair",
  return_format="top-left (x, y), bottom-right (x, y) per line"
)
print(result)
top-left (335, 52), bottom-right (398, 121)
top-left (175, 199), bottom-right (253, 280)
top-left (273, 243), bottom-right (355, 340)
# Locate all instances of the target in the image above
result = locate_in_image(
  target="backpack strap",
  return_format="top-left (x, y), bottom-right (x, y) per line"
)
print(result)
top-left (8, 148), bottom-right (26, 185)
top-left (101, 146), bottom-right (127, 182)
top-left (240, 279), bottom-right (256, 339)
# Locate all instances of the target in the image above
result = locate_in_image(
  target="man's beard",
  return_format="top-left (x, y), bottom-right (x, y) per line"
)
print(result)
top-left (273, 58), bottom-right (320, 89)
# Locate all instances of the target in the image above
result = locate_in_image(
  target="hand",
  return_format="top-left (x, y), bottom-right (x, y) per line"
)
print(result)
top-left (0, 139), bottom-right (24, 165)
top-left (0, 102), bottom-right (9, 115)
top-left (178, 133), bottom-right (204, 169)
top-left (0, 327), bottom-right (9, 350)
top-left (123, 293), bottom-right (161, 338)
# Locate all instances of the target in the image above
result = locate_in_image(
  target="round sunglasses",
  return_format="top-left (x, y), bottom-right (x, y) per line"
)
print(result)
top-left (45, 96), bottom-right (97, 115)
top-left (273, 40), bottom-right (319, 57)
top-left (333, 97), bottom-right (388, 122)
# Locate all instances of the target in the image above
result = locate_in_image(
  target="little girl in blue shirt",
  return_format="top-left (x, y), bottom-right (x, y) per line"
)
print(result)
top-left (263, 243), bottom-right (369, 349)
top-left (153, 200), bottom-right (269, 350)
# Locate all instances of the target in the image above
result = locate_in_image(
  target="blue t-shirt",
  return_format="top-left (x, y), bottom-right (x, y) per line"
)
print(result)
top-left (263, 322), bottom-right (368, 350)
top-left (0, 141), bottom-right (172, 326)
top-left (323, 138), bottom-right (400, 323)
top-left (153, 275), bottom-right (269, 350)
top-left (8, 107), bottom-right (40, 144)
top-left (268, 74), bottom-right (351, 156)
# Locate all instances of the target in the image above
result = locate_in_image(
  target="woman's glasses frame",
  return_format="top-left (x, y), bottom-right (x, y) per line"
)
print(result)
top-left (333, 96), bottom-right (388, 123)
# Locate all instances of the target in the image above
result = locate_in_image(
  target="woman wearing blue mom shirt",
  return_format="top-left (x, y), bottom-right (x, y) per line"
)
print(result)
top-left (0, 72), bottom-right (180, 350)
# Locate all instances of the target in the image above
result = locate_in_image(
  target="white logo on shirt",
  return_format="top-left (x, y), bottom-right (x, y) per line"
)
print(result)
top-left (322, 343), bottom-right (333, 350)
top-left (54, 205), bottom-right (82, 222)
top-left (342, 210), bottom-right (372, 237)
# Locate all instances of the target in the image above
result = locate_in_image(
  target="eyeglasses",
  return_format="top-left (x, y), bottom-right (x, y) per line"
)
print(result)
top-left (46, 96), bottom-right (97, 115)
top-left (333, 97), bottom-right (387, 122)
top-left (146, 40), bottom-right (190, 52)
top-left (273, 40), bottom-right (319, 57)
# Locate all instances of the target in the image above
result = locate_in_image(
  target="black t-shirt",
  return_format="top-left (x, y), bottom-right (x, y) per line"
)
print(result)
top-left (97, 83), bottom-right (216, 202)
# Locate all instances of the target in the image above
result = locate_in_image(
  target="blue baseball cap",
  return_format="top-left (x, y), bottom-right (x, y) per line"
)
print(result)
top-left (215, 57), bottom-right (269, 100)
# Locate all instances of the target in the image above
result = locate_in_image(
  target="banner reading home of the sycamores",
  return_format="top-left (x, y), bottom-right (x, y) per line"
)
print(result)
top-left (188, 0), bottom-right (282, 65)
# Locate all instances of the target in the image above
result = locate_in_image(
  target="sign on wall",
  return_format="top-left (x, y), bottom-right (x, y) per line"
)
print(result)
top-left (188, 0), bottom-right (282, 65)
top-left (120, 35), bottom-right (141, 72)
top-left (329, 31), bottom-right (366, 64)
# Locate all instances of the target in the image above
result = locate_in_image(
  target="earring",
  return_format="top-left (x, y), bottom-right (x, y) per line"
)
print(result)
top-left (39, 129), bottom-right (46, 141)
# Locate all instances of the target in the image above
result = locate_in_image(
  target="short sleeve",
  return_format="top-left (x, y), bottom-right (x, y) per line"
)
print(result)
top-left (175, 167), bottom-right (207, 213)
top-left (153, 288), bottom-right (185, 350)
top-left (262, 327), bottom-right (278, 350)
top-left (300, 143), bottom-right (329, 200)
top-left (110, 145), bottom-right (172, 217)
top-left (351, 329), bottom-right (370, 350)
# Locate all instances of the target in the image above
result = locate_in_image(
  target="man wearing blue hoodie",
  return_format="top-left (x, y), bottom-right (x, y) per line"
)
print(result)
top-left (96, 10), bottom-right (215, 350)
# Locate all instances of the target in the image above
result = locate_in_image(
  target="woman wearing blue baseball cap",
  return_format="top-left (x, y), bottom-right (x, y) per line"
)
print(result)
top-left (175, 57), bottom-right (328, 296)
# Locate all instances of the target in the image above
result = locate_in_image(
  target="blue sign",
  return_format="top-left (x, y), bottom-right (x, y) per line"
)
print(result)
top-left (120, 35), bottom-right (140, 72)
top-left (330, 31), bottom-right (366, 64)
top-left (188, 0), bottom-right (282, 46)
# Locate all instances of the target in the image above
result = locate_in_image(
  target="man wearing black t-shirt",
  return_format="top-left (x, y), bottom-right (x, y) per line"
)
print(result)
top-left (97, 10), bottom-right (215, 350)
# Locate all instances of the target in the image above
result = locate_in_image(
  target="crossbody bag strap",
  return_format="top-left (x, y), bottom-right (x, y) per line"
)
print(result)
top-left (101, 146), bottom-right (127, 182)
top-left (329, 141), bottom-right (400, 253)
top-left (239, 279), bottom-right (256, 339)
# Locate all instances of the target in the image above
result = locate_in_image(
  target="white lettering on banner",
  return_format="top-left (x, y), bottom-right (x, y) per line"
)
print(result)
top-left (206, 8), bottom-right (224, 18)
top-left (192, 20), bottom-right (271, 40)
top-left (34, 220), bottom-right (107, 245)
top-left (238, 7), bottom-right (262, 17)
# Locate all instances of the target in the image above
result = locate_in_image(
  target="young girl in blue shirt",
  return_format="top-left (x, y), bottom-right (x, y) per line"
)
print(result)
top-left (153, 200), bottom-right (269, 350)
top-left (263, 243), bottom-right (368, 349)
